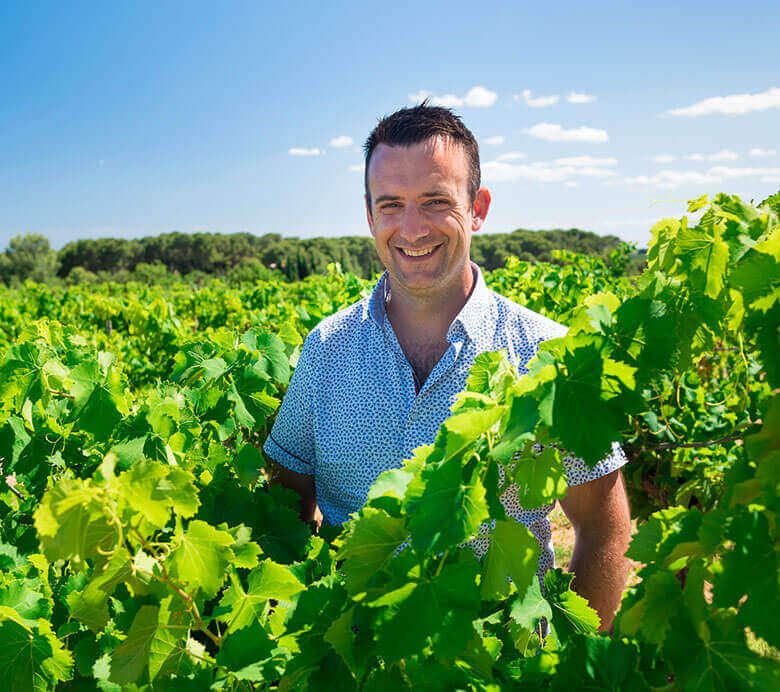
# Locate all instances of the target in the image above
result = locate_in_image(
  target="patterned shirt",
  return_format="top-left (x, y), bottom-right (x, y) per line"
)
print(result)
top-left (263, 264), bottom-right (627, 575)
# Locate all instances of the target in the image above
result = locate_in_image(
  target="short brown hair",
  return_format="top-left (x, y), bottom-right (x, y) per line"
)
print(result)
top-left (363, 101), bottom-right (481, 207)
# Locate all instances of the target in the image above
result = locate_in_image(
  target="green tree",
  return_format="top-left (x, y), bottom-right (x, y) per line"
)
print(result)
top-left (1, 234), bottom-right (59, 283)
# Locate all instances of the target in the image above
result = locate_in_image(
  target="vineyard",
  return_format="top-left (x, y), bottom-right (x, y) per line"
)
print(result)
top-left (0, 192), bottom-right (777, 690)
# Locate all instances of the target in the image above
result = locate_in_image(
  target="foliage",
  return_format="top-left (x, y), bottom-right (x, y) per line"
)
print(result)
top-left (0, 193), bottom-right (777, 689)
top-left (1, 227), bottom-right (627, 285)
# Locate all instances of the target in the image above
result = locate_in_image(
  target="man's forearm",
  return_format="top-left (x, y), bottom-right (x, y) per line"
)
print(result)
top-left (568, 529), bottom-right (630, 632)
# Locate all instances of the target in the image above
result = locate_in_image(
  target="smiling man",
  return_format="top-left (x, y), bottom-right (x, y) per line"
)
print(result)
top-left (263, 103), bottom-right (631, 630)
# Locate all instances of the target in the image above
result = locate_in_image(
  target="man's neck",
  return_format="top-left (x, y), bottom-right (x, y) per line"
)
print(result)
top-left (385, 263), bottom-right (476, 346)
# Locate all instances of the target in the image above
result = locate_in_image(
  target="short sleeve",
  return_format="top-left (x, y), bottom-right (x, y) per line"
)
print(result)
top-left (562, 441), bottom-right (628, 486)
top-left (263, 333), bottom-right (318, 475)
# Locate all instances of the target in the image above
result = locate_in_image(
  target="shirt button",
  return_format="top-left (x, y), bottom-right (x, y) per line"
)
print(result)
top-left (408, 411), bottom-right (419, 423)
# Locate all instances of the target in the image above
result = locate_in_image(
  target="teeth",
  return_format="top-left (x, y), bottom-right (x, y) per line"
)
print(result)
top-left (401, 247), bottom-right (434, 257)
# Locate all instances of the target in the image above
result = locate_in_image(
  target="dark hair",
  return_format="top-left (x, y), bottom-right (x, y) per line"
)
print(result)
top-left (363, 101), bottom-right (481, 207)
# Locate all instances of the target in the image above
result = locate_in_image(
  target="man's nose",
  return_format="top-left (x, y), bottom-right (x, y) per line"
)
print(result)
top-left (397, 205), bottom-right (428, 243)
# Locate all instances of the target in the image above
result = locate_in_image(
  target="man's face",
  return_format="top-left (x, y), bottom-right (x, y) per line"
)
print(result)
top-left (365, 137), bottom-right (490, 297)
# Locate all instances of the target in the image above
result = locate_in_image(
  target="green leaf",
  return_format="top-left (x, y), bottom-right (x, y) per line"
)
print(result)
top-left (218, 559), bottom-right (304, 633)
top-left (481, 519), bottom-right (539, 600)
top-left (216, 621), bottom-right (279, 682)
top-left (687, 194), bottom-right (709, 213)
top-left (406, 455), bottom-right (489, 554)
top-left (108, 605), bottom-right (158, 685)
top-left (0, 581), bottom-right (48, 625)
top-left (335, 508), bottom-right (407, 598)
top-left (165, 520), bottom-right (235, 599)
top-left (677, 226), bottom-right (730, 299)
top-left (440, 403), bottom-right (505, 458)
top-left (34, 480), bottom-right (117, 565)
top-left (373, 560), bottom-right (481, 663)
top-left (543, 569), bottom-right (600, 638)
top-left (712, 510), bottom-right (777, 647)
top-left (512, 447), bottom-right (568, 509)
top-left (510, 578), bottom-right (552, 632)
top-left (550, 340), bottom-right (625, 465)
top-left (0, 607), bottom-right (73, 692)
top-left (662, 611), bottom-right (780, 692)
top-left (108, 436), bottom-right (147, 471)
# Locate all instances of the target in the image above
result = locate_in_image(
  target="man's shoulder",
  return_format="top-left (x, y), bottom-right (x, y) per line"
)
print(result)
top-left (488, 289), bottom-right (568, 343)
top-left (305, 295), bottom-right (374, 348)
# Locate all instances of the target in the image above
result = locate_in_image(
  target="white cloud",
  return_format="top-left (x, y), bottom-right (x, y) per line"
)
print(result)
top-left (482, 160), bottom-right (616, 183)
top-left (761, 175), bottom-right (780, 183)
top-left (624, 165), bottom-right (780, 188)
top-left (749, 147), bottom-right (777, 157)
top-left (524, 122), bottom-right (609, 143)
top-left (464, 86), bottom-right (498, 107)
top-left (519, 89), bottom-right (560, 107)
top-left (552, 155), bottom-right (617, 167)
top-left (684, 150), bottom-right (739, 162)
top-left (652, 154), bottom-right (676, 163)
top-left (497, 151), bottom-right (527, 161)
top-left (289, 147), bottom-right (323, 156)
top-left (666, 86), bottom-right (780, 116)
top-left (330, 136), bottom-right (353, 148)
top-left (566, 92), bottom-right (597, 104)
top-left (564, 181), bottom-right (579, 187)
top-left (482, 136), bottom-right (505, 146)
top-left (348, 164), bottom-right (364, 172)
top-left (409, 85), bottom-right (498, 108)
top-left (708, 149), bottom-right (739, 162)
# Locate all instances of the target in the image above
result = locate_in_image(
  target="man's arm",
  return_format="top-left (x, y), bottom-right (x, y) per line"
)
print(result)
top-left (269, 463), bottom-right (317, 524)
top-left (559, 468), bottom-right (631, 632)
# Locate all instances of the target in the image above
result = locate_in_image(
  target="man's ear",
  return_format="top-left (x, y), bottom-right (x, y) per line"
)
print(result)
top-left (471, 187), bottom-right (491, 232)
top-left (365, 194), bottom-right (376, 237)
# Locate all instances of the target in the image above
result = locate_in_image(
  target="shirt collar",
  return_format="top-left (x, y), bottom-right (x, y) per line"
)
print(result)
top-left (366, 263), bottom-right (495, 345)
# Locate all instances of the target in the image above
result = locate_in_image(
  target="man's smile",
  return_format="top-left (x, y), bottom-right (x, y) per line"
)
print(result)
top-left (396, 243), bottom-right (443, 260)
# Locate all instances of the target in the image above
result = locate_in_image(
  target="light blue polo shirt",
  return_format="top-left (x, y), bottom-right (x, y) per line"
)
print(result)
top-left (263, 264), bottom-right (627, 573)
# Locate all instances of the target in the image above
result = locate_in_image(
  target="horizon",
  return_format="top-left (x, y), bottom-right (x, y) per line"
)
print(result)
top-left (1, 1), bottom-right (778, 251)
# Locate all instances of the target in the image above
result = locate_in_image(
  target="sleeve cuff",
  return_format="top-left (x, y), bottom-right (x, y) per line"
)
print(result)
top-left (263, 435), bottom-right (314, 475)
top-left (563, 441), bottom-right (628, 487)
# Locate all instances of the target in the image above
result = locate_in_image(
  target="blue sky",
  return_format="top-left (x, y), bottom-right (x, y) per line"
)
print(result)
top-left (1, 1), bottom-right (778, 250)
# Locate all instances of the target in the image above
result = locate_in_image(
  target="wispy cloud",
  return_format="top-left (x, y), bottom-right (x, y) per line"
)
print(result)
top-left (552, 156), bottom-right (617, 167)
top-left (665, 86), bottom-right (780, 116)
top-left (497, 151), bottom-right (526, 161)
top-left (524, 123), bottom-right (609, 143)
top-left (761, 175), bottom-right (780, 183)
top-left (348, 164), bottom-right (364, 172)
top-left (482, 157), bottom-right (617, 183)
top-left (409, 86), bottom-right (498, 108)
top-left (564, 181), bottom-right (579, 188)
top-left (684, 149), bottom-right (739, 162)
top-left (566, 92), bottom-right (597, 104)
top-left (749, 147), bottom-right (777, 157)
top-left (624, 166), bottom-right (780, 188)
top-left (651, 154), bottom-right (676, 163)
top-left (289, 147), bottom-right (323, 156)
top-left (482, 136), bottom-right (505, 146)
top-left (517, 90), bottom-right (560, 107)
top-left (330, 136), bottom-right (353, 148)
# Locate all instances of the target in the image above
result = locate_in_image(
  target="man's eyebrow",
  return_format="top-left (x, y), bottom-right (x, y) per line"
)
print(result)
top-left (419, 190), bottom-right (452, 198)
top-left (374, 194), bottom-right (402, 204)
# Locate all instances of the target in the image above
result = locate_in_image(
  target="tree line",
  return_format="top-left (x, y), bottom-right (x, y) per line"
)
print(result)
top-left (0, 227), bottom-right (632, 285)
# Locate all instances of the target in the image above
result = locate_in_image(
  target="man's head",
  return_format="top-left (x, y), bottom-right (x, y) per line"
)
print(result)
top-left (363, 103), bottom-right (481, 208)
top-left (363, 102), bottom-right (491, 298)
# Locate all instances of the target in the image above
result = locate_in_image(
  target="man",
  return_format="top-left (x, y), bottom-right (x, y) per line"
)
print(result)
top-left (263, 104), bottom-right (631, 630)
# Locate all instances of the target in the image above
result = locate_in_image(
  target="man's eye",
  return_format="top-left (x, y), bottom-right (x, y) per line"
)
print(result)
top-left (426, 199), bottom-right (448, 207)
top-left (381, 202), bottom-right (401, 210)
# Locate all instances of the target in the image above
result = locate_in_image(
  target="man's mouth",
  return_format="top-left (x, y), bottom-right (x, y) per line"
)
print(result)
top-left (397, 244), bottom-right (441, 258)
